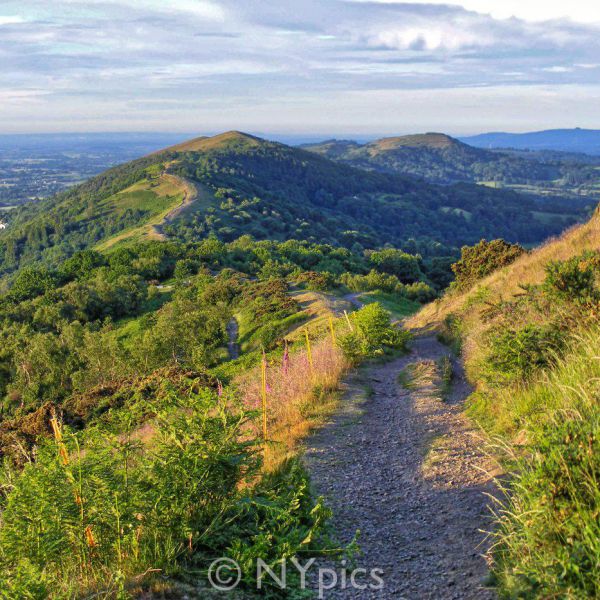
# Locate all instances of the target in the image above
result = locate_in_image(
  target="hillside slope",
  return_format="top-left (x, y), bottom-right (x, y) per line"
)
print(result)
top-left (409, 210), bottom-right (600, 330)
top-left (408, 209), bottom-right (600, 597)
top-left (0, 131), bottom-right (579, 276)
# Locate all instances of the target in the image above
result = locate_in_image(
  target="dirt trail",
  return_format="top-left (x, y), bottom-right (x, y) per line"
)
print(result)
top-left (151, 175), bottom-right (198, 240)
top-left (304, 334), bottom-right (498, 599)
top-left (226, 318), bottom-right (240, 360)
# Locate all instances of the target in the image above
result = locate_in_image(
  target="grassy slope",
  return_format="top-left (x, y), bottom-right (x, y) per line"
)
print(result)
top-left (409, 208), bottom-right (600, 332)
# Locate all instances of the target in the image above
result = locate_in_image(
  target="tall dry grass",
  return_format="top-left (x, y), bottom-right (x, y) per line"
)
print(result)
top-left (237, 337), bottom-right (348, 470)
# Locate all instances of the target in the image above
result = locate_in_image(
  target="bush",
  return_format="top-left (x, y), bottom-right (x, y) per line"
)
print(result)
top-left (452, 239), bottom-right (525, 290)
top-left (493, 412), bottom-right (600, 598)
top-left (544, 253), bottom-right (599, 304)
top-left (295, 270), bottom-right (335, 291)
top-left (339, 303), bottom-right (411, 361)
top-left (402, 281), bottom-right (437, 303)
top-left (483, 324), bottom-right (565, 384)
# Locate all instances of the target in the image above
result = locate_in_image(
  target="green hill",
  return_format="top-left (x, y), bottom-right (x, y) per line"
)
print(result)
top-left (301, 133), bottom-right (558, 182)
top-left (0, 131), bottom-right (583, 276)
top-left (302, 133), bottom-right (600, 209)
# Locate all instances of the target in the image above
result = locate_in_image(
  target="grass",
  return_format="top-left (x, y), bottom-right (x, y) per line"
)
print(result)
top-left (397, 360), bottom-right (445, 402)
top-left (236, 331), bottom-right (349, 472)
top-left (481, 329), bottom-right (600, 597)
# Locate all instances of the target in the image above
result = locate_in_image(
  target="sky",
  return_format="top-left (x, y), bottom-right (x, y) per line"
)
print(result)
top-left (1, 0), bottom-right (600, 136)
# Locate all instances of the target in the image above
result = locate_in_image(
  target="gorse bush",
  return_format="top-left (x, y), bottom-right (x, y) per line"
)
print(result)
top-left (482, 324), bottom-right (565, 385)
top-left (544, 252), bottom-right (599, 304)
top-left (451, 239), bottom-right (525, 291)
top-left (339, 303), bottom-right (411, 361)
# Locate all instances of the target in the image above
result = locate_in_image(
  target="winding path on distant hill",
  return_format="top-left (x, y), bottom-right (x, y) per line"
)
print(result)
top-left (150, 174), bottom-right (199, 240)
top-left (304, 333), bottom-right (499, 599)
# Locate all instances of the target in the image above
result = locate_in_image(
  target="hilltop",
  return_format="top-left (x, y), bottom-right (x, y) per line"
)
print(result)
top-left (0, 130), bottom-right (582, 276)
top-left (367, 132), bottom-right (459, 150)
top-left (301, 132), bottom-right (554, 183)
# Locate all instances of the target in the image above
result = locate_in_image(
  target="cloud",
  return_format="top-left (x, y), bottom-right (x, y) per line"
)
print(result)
top-left (1, 0), bottom-right (600, 133)
top-left (0, 15), bottom-right (24, 25)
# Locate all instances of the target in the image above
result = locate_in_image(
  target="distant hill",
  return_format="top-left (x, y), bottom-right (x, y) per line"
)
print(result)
top-left (301, 133), bottom-right (562, 184)
top-left (0, 131), bottom-right (583, 275)
top-left (302, 133), bottom-right (600, 216)
top-left (460, 128), bottom-right (600, 155)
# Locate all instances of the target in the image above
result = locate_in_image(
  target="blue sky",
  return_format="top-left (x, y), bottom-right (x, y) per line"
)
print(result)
top-left (1, 0), bottom-right (600, 135)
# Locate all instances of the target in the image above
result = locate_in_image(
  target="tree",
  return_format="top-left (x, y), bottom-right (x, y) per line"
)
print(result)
top-left (9, 267), bottom-right (57, 302)
top-left (369, 249), bottom-right (422, 283)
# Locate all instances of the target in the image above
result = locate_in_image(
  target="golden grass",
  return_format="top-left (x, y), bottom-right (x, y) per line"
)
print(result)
top-left (161, 131), bottom-right (262, 154)
top-left (409, 210), bottom-right (600, 332)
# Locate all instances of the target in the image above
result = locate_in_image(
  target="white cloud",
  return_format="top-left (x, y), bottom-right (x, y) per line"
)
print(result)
top-left (0, 15), bottom-right (24, 25)
top-left (2, 0), bottom-right (600, 133)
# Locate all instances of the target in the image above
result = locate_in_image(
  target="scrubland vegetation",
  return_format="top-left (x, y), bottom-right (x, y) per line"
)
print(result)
top-left (0, 130), bottom-right (597, 598)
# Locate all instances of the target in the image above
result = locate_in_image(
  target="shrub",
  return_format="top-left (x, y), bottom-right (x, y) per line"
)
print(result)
top-left (483, 324), bottom-right (565, 384)
top-left (544, 253), bottom-right (599, 304)
top-left (295, 270), bottom-right (335, 291)
top-left (452, 239), bottom-right (525, 290)
top-left (402, 281), bottom-right (437, 303)
top-left (339, 303), bottom-right (411, 361)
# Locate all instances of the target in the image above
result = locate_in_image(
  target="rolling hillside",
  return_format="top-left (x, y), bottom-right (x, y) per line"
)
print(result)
top-left (0, 131), bottom-right (581, 276)
top-left (301, 133), bottom-right (560, 184)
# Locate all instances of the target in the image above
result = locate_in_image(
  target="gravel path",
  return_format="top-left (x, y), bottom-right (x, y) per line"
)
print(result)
top-left (226, 317), bottom-right (240, 360)
top-left (304, 335), bottom-right (498, 599)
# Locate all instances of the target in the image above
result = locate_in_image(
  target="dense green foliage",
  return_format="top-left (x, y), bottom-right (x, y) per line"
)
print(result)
top-left (0, 387), bottom-right (331, 598)
top-left (338, 303), bottom-right (411, 361)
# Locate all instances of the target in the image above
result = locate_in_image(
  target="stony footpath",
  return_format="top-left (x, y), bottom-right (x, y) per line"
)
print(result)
top-left (304, 335), bottom-right (499, 599)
